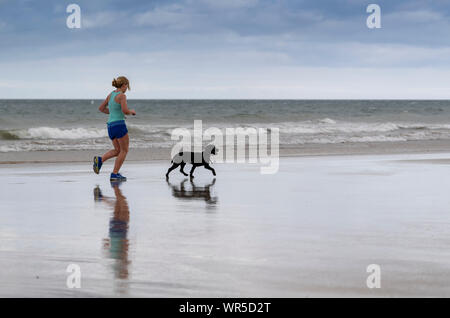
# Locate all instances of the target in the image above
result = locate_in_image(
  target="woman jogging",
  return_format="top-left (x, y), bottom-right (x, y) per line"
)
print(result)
top-left (93, 76), bottom-right (136, 181)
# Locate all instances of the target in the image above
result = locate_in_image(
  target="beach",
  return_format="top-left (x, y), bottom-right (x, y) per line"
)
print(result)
top-left (2, 99), bottom-right (450, 297)
top-left (2, 153), bottom-right (450, 297)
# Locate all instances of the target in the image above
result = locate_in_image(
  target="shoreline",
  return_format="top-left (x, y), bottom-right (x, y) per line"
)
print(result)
top-left (1, 140), bottom-right (450, 164)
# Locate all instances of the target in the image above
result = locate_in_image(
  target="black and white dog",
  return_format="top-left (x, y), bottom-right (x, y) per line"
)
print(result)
top-left (166, 144), bottom-right (218, 178)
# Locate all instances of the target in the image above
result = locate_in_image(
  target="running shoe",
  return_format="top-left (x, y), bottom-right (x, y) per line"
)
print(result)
top-left (110, 173), bottom-right (127, 181)
top-left (93, 156), bottom-right (102, 174)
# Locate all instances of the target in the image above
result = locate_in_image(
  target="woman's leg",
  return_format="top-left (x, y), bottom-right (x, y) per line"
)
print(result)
top-left (102, 139), bottom-right (120, 162)
top-left (113, 133), bottom-right (129, 174)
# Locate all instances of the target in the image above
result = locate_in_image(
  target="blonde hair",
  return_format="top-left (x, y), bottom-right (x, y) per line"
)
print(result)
top-left (112, 76), bottom-right (130, 90)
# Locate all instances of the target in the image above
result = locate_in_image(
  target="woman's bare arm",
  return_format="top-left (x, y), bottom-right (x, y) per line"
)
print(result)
top-left (98, 95), bottom-right (110, 114)
top-left (119, 94), bottom-right (136, 116)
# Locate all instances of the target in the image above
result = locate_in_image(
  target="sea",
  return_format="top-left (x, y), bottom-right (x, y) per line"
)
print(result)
top-left (1, 99), bottom-right (450, 153)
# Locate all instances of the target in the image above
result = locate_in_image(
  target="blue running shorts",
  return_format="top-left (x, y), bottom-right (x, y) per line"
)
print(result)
top-left (107, 120), bottom-right (128, 140)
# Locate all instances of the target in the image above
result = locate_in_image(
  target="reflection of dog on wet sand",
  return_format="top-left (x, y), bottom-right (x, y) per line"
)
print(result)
top-left (166, 144), bottom-right (218, 178)
top-left (166, 178), bottom-right (218, 205)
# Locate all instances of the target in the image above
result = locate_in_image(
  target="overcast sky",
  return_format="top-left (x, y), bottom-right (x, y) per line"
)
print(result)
top-left (0, 0), bottom-right (450, 99)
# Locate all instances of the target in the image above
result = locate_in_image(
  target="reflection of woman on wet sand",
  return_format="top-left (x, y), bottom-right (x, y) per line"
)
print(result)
top-left (94, 184), bottom-right (130, 280)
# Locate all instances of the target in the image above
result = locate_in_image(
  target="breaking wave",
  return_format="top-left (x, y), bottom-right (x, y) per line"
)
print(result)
top-left (0, 127), bottom-right (108, 140)
top-left (2, 119), bottom-right (450, 152)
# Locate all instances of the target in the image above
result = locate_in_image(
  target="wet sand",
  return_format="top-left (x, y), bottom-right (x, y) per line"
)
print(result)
top-left (2, 154), bottom-right (450, 297)
top-left (2, 139), bottom-right (450, 164)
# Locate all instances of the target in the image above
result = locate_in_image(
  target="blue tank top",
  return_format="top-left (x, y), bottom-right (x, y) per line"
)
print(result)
top-left (107, 91), bottom-right (125, 124)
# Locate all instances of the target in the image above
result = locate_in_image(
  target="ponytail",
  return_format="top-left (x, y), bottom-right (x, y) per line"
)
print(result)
top-left (112, 76), bottom-right (130, 90)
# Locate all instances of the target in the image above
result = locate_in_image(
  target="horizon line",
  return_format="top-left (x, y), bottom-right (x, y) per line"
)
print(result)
top-left (1, 98), bottom-right (449, 101)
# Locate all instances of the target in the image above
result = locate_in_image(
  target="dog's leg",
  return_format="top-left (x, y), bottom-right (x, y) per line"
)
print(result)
top-left (189, 165), bottom-right (197, 178)
top-left (166, 163), bottom-right (179, 178)
top-left (204, 164), bottom-right (216, 176)
top-left (179, 162), bottom-right (189, 176)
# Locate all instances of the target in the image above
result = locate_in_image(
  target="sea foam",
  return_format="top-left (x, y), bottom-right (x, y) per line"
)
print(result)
top-left (4, 127), bottom-right (108, 140)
